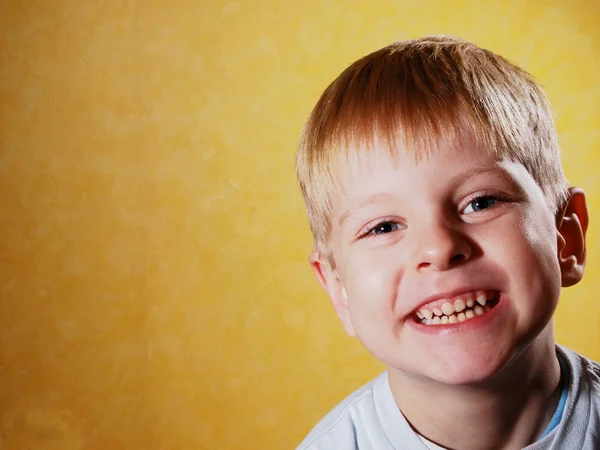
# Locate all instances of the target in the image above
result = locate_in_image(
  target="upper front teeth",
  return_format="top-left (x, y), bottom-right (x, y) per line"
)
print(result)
top-left (416, 290), bottom-right (494, 325)
top-left (441, 302), bottom-right (454, 315)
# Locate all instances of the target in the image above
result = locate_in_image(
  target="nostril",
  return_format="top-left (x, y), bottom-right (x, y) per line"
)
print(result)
top-left (416, 238), bottom-right (472, 271)
top-left (417, 261), bottom-right (431, 270)
top-left (417, 254), bottom-right (466, 271)
top-left (450, 253), bottom-right (467, 264)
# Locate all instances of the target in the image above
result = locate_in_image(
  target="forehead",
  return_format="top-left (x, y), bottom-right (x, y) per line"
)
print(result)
top-left (335, 138), bottom-right (501, 194)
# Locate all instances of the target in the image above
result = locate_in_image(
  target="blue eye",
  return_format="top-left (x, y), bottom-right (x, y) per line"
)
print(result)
top-left (463, 196), bottom-right (498, 214)
top-left (370, 221), bottom-right (401, 235)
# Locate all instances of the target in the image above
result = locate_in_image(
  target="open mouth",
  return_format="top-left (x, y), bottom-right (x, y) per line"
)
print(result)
top-left (414, 290), bottom-right (500, 325)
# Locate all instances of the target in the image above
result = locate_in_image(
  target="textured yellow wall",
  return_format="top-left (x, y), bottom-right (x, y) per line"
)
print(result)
top-left (0, 1), bottom-right (598, 448)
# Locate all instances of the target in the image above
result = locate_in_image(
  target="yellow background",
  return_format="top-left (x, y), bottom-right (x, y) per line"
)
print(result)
top-left (0, 1), bottom-right (598, 448)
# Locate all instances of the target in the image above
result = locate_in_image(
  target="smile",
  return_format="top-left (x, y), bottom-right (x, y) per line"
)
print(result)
top-left (415, 290), bottom-right (500, 325)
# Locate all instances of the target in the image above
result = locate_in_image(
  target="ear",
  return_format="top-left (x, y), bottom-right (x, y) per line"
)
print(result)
top-left (556, 187), bottom-right (588, 287)
top-left (309, 251), bottom-right (356, 337)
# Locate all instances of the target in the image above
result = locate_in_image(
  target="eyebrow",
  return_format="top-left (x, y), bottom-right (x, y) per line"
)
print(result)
top-left (337, 166), bottom-right (515, 227)
top-left (338, 193), bottom-right (399, 227)
top-left (448, 166), bottom-right (515, 186)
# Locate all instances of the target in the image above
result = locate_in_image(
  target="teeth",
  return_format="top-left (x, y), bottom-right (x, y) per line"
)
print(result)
top-left (416, 291), bottom-right (497, 325)
top-left (476, 292), bottom-right (487, 306)
top-left (441, 302), bottom-right (455, 315)
top-left (465, 293), bottom-right (475, 308)
top-left (454, 299), bottom-right (466, 313)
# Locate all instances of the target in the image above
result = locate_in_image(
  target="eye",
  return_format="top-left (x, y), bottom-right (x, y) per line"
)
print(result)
top-left (462, 195), bottom-right (498, 214)
top-left (367, 221), bottom-right (402, 236)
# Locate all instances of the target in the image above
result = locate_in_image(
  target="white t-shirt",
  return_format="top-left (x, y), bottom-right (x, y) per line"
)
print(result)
top-left (297, 346), bottom-right (600, 449)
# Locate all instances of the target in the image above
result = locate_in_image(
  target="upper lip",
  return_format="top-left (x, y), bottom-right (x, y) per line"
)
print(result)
top-left (408, 286), bottom-right (493, 314)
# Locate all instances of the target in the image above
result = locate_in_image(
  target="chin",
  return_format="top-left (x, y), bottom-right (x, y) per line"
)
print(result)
top-left (429, 364), bottom-right (503, 386)
top-left (421, 346), bottom-right (516, 386)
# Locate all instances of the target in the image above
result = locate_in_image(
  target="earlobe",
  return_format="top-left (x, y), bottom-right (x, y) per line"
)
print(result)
top-left (556, 188), bottom-right (588, 287)
top-left (308, 251), bottom-right (356, 337)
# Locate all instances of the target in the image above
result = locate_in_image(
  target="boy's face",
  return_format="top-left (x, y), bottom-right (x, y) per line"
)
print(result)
top-left (310, 139), bottom-right (587, 385)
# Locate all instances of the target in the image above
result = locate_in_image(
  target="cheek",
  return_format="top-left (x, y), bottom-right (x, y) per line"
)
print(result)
top-left (342, 249), bottom-right (404, 317)
top-left (342, 254), bottom-right (405, 360)
top-left (505, 212), bottom-right (562, 299)
top-left (524, 212), bottom-right (560, 270)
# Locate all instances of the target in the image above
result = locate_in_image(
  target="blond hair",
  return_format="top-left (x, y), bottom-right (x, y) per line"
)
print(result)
top-left (296, 35), bottom-right (569, 262)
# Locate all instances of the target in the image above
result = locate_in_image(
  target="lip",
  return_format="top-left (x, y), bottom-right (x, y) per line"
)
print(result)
top-left (409, 287), bottom-right (496, 315)
top-left (407, 292), bottom-right (507, 334)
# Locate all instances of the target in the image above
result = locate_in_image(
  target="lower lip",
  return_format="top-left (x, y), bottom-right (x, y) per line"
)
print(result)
top-left (406, 293), bottom-right (508, 335)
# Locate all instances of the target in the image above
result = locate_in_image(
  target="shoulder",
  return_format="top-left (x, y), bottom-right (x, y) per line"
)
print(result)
top-left (556, 345), bottom-right (600, 448)
top-left (574, 348), bottom-right (600, 400)
top-left (559, 345), bottom-right (600, 388)
top-left (580, 353), bottom-right (600, 384)
top-left (296, 372), bottom-right (389, 450)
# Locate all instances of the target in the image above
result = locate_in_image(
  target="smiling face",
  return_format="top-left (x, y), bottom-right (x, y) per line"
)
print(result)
top-left (310, 140), bottom-right (587, 386)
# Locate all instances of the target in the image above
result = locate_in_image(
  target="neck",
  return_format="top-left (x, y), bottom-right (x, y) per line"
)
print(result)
top-left (388, 331), bottom-right (563, 450)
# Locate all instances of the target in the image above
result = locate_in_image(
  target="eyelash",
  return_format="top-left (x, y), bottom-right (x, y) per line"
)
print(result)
top-left (461, 193), bottom-right (505, 214)
top-left (359, 218), bottom-right (404, 239)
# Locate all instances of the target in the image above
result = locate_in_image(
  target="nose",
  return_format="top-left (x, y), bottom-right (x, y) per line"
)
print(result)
top-left (413, 219), bottom-right (472, 272)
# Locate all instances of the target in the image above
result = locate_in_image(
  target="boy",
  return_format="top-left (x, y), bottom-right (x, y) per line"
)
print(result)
top-left (295, 36), bottom-right (599, 449)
